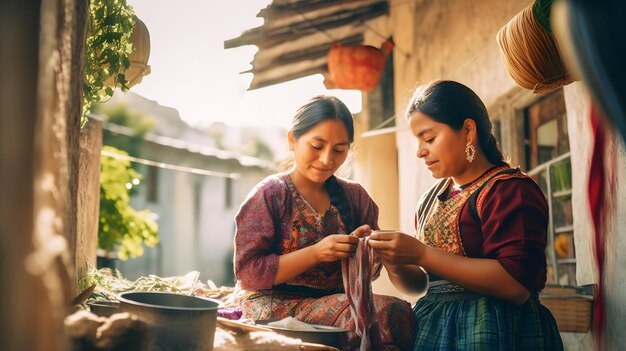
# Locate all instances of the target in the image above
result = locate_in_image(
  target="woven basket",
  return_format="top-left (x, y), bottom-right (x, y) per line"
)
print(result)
top-left (540, 293), bottom-right (593, 333)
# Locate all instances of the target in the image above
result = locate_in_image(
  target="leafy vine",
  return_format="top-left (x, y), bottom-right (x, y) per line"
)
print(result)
top-left (83, 0), bottom-right (135, 125)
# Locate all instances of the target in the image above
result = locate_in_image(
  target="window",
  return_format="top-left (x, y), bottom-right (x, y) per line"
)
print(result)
top-left (367, 52), bottom-right (395, 130)
top-left (523, 90), bottom-right (570, 170)
top-left (523, 90), bottom-right (575, 286)
top-left (224, 177), bottom-right (233, 208)
top-left (146, 166), bottom-right (159, 203)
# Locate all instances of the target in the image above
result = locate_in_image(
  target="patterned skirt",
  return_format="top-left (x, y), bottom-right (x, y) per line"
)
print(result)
top-left (412, 290), bottom-right (564, 350)
top-left (240, 290), bottom-right (417, 351)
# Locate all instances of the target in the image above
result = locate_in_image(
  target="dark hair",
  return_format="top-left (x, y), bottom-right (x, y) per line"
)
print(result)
top-left (406, 80), bottom-right (508, 167)
top-left (291, 95), bottom-right (354, 142)
top-left (290, 95), bottom-right (355, 233)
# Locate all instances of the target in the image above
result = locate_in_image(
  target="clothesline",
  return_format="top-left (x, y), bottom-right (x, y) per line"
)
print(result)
top-left (101, 149), bottom-right (241, 179)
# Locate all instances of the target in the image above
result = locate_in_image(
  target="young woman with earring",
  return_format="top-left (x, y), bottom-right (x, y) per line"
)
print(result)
top-left (233, 95), bottom-right (417, 350)
top-left (367, 81), bottom-right (563, 350)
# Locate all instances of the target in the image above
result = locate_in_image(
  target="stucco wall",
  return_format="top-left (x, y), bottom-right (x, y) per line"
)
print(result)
top-left (563, 82), bottom-right (596, 286)
top-left (354, 132), bottom-right (400, 230)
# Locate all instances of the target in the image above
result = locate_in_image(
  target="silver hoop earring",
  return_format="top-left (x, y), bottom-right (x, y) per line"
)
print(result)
top-left (465, 142), bottom-right (476, 163)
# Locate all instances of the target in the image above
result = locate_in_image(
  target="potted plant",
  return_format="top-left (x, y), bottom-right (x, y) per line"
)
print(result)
top-left (83, 0), bottom-right (151, 126)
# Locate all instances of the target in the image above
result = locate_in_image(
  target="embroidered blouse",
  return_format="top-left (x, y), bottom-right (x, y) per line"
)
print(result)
top-left (234, 173), bottom-right (380, 292)
top-left (416, 169), bottom-right (549, 292)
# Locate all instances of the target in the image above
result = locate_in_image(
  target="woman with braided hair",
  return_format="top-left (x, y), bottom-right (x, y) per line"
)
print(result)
top-left (367, 80), bottom-right (563, 350)
top-left (233, 95), bottom-right (416, 350)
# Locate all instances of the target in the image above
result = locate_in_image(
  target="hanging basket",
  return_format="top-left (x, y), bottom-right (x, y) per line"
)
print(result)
top-left (496, 4), bottom-right (572, 94)
top-left (104, 16), bottom-right (151, 89)
top-left (326, 39), bottom-right (394, 92)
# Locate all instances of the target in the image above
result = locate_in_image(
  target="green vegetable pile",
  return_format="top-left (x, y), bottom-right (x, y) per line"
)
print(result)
top-left (80, 267), bottom-right (200, 301)
top-left (79, 267), bottom-right (235, 305)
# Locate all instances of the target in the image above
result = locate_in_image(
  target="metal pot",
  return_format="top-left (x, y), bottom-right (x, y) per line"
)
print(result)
top-left (256, 319), bottom-right (349, 349)
top-left (117, 291), bottom-right (221, 351)
top-left (87, 300), bottom-right (120, 317)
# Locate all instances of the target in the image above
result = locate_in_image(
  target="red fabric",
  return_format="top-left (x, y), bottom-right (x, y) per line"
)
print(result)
top-left (455, 177), bottom-right (549, 292)
top-left (588, 103), bottom-right (606, 351)
top-left (342, 238), bottom-right (382, 351)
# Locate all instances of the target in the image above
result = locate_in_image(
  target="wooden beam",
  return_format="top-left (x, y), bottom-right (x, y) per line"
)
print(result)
top-left (248, 64), bottom-right (328, 90)
top-left (244, 33), bottom-right (363, 74)
top-left (260, 0), bottom-right (372, 21)
top-left (224, 1), bottom-right (388, 49)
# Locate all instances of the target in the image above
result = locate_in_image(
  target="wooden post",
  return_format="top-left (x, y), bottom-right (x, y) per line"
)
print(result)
top-left (77, 119), bottom-right (103, 281)
top-left (0, 0), bottom-right (88, 349)
top-left (0, 0), bottom-right (43, 349)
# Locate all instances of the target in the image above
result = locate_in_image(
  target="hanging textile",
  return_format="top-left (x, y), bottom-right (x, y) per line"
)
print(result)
top-left (342, 237), bottom-right (380, 350)
top-left (588, 103), bottom-right (612, 350)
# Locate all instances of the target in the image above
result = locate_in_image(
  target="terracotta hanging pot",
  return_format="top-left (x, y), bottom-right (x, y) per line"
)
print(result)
top-left (326, 38), bottom-right (394, 91)
top-left (104, 15), bottom-right (151, 89)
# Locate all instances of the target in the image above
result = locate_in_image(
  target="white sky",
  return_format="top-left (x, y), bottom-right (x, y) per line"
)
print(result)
top-left (126, 0), bottom-right (362, 129)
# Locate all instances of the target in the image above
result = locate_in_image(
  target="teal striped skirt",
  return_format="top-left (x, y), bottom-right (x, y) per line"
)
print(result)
top-left (412, 289), bottom-right (563, 350)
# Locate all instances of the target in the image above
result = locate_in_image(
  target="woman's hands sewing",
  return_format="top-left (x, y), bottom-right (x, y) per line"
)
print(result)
top-left (274, 224), bottom-right (371, 285)
top-left (312, 224), bottom-right (373, 263)
top-left (313, 234), bottom-right (359, 263)
top-left (362, 230), bottom-right (429, 294)
top-left (367, 231), bottom-right (426, 266)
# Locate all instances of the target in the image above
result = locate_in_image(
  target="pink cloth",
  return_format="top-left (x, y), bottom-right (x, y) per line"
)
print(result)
top-left (342, 237), bottom-right (381, 351)
top-left (589, 103), bottom-right (607, 350)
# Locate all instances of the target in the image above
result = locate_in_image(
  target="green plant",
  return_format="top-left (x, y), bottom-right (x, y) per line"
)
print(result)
top-left (550, 157), bottom-right (572, 192)
top-left (99, 145), bottom-right (158, 260)
top-left (83, 0), bottom-right (136, 125)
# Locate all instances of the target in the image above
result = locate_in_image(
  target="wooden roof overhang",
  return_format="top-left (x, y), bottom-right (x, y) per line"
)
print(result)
top-left (224, 0), bottom-right (390, 90)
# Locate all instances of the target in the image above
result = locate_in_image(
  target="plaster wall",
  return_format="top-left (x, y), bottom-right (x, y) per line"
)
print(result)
top-left (563, 82), bottom-right (596, 286)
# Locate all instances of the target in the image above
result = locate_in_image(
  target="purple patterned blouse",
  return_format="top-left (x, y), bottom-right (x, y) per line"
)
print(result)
top-left (234, 173), bottom-right (380, 293)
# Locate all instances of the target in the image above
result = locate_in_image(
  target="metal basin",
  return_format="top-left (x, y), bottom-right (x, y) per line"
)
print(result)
top-left (118, 291), bottom-right (221, 351)
top-left (256, 319), bottom-right (349, 349)
top-left (87, 300), bottom-right (120, 317)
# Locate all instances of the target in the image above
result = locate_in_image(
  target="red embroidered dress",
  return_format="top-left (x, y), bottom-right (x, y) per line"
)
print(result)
top-left (418, 166), bottom-right (550, 292)
top-left (412, 167), bottom-right (563, 350)
top-left (234, 173), bottom-right (416, 350)
top-left (419, 166), bottom-right (529, 257)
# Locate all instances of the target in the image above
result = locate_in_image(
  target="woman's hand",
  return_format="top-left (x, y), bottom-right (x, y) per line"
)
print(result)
top-left (312, 234), bottom-right (360, 263)
top-left (350, 224), bottom-right (372, 238)
top-left (368, 231), bottom-right (425, 266)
